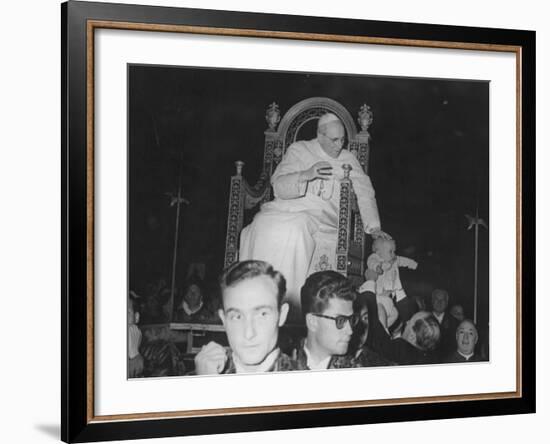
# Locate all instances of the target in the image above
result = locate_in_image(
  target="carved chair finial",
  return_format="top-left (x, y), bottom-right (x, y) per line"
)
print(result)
top-left (265, 102), bottom-right (281, 131)
top-left (235, 160), bottom-right (244, 176)
top-left (357, 104), bottom-right (373, 132)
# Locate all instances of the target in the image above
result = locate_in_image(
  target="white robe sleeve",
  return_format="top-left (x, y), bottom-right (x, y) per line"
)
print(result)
top-left (347, 154), bottom-right (381, 233)
top-left (271, 142), bottom-right (309, 199)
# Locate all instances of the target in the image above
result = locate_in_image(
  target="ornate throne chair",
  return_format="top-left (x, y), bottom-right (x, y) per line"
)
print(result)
top-left (224, 97), bottom-right (374, 288)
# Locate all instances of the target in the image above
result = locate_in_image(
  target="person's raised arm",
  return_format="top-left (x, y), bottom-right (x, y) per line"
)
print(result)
top-left (346, 155), bottom-right (390, 239)
top-left (358, 268), bottom-right (379, 295)
top-left (359, 268), bottom-right (394, 356)
top-left (397, 256), bottom-right (418, 270)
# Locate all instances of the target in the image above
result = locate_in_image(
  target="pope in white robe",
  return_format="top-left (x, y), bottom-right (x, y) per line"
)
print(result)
top-left (239, 113), bottom-right (390, 318)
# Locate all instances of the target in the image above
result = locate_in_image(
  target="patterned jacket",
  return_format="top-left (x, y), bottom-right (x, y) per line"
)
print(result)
top-left (353, 345), bottom-right (395, 367)
top-left (222, 349), bottom-right (297, 374)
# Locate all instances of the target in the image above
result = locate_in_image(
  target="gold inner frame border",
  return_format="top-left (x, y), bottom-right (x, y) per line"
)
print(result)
top-left (85, 19), bottom-right (523, 423)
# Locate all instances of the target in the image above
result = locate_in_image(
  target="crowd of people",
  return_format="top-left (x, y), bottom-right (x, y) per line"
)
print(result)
top-left (129, 259), bottom-right (487, 377)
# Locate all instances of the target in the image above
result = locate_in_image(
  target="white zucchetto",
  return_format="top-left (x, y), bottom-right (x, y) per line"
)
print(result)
top-left (318, 113), bottom-right (341, 128)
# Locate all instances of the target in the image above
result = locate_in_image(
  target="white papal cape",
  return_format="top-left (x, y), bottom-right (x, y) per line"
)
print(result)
top-left (239, 138), bottom-right (381, 318)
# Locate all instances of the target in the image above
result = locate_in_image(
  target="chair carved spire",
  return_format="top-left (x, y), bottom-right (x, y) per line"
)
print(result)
top-left (357, 104), bottom-right (373, 133)
top-left (265, 102), bottom-right (281, 131)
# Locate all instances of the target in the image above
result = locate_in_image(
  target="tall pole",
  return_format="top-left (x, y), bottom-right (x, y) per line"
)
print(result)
top-left (466, 207), bottom-right (487, 325)
top-left (473, 208), bottom-right (479, 324)
top-left (168, 157), bottom-right (187, 320)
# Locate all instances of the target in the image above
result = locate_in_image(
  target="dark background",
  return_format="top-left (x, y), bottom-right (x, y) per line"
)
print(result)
top-left (128, 64), bottom-right (489, 327)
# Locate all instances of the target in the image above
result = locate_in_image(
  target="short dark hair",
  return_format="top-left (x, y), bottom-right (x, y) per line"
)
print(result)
top-left (412, 313), bottom-right (441, 351)
top-left (219, 260), bottom-right (286, 306)
top-left (354, 292), bottom-right (369, 313)
top-left (301, 270), bottom-right (356, 317)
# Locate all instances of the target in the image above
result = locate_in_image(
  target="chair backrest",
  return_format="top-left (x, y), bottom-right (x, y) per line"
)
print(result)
top-left (262, 97), bottom-right (373, 203)
top-left (223, 97), bottom-right (374, 269)
top-left (262, 98), bottom-right (374, 282)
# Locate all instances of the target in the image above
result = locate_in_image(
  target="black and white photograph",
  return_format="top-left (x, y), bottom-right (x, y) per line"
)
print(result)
top-left (0, 0), bottom-right (542, 442)
top-left (127, 64), bottom-right (489, 378)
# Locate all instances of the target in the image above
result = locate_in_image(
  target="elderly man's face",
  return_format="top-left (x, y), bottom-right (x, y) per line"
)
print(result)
top-left (456, 320), bottom-right (478, 355)
top-left (432, 291), bottom-right (448, 314)
top-left (219, 276), bottom-right (288, 366)
top-left (318, 122), bottom-right (346, 159)
top-left (313, 297), bottom-right (354, 356)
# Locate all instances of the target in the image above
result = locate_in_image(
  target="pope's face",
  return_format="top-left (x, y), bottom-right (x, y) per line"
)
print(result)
top-left (456, 320), bottom-right (478, 355)
top-left (314, 297), bottom-right (354, 356)
top-left (318, 122), bottom-right (346, 158)
top-left (219, 276), bottom-right (288, 366)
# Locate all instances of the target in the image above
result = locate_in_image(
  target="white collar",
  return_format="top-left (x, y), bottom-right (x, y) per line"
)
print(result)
top-left (457, 350), bottom-right (475, 360)
top-left (303, 343), bottom-right (332, 370)
top-left (433, 311), bottom-right (445, 323)
top-left (233, 347), bottom-right (280, 374)
top-left (182, 300), bottom-right (203, 316)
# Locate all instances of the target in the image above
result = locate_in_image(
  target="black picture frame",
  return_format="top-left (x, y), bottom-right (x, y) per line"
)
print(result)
top-left (62, 1), bottom-right (535, 442)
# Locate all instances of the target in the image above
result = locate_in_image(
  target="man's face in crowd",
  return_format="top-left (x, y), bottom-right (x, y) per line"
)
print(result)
top-left (432, 290), bottom-right (448, 314)
top-left (319, 121), bottom-right (346, 159)
top-left (184, 284), bottom-right (202, 307)
top-left (219, 275), bottom-right (288, 366)
top-left (313, 297), bottom-right (354, 356)
top-left (456, 320), bottom-right (478, 355)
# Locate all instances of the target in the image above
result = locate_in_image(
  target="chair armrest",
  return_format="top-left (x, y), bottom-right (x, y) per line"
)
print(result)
top-left (336, 164), bottom-right (353, 273)
top-left (224, 162), bottom-right (270, 268)
top-left (243, 171), bottom-right (269, 209)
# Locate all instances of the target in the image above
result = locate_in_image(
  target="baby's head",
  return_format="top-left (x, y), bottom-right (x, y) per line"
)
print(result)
top-left (372, 238), bottom-right (396, 262)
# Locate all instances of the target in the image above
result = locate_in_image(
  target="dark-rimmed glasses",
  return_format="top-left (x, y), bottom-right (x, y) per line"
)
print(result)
top-left (311, 313), bottom-right (359, 329)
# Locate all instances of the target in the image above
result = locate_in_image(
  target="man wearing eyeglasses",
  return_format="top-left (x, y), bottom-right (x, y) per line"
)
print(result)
top-left (240, 112), bottom-right (390, 321)
top-left (292, 270), bottom-right (360, 370)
